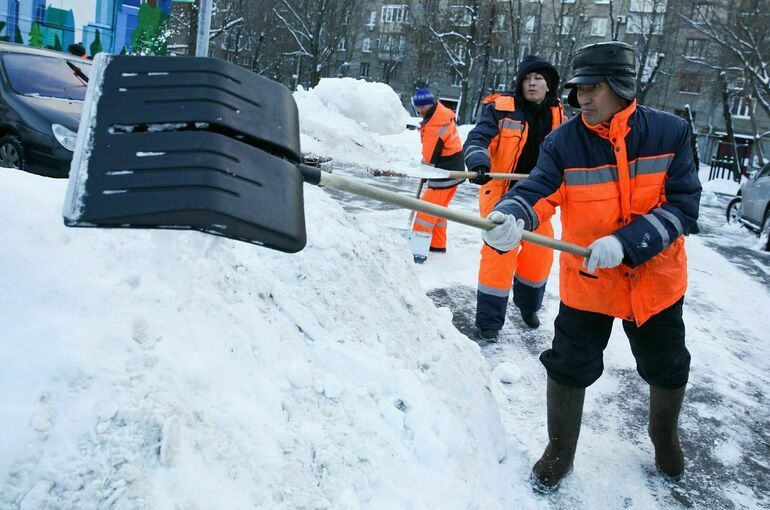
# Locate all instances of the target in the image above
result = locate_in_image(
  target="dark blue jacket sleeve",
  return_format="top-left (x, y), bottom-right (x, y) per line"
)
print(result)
top-left (613, 125), bottom-right (702, 267)
top-left (492, 135), bottom-right (565, 231)
top-left (463, 103), bottom-right (499, 171)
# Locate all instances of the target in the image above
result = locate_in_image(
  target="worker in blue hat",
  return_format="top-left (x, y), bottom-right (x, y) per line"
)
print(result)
top-left (410, 88), bottom-right (464, 261)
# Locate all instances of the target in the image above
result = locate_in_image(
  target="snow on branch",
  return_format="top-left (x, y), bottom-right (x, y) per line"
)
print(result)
top-left (209, 17), bottom-right (244, 41)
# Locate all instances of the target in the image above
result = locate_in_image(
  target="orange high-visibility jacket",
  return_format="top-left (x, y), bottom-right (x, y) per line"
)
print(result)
top-left (493, 102), bottom-right (702, 325)
top-left (420, 101), bottom-right (463, 165)
top-left (465, 94), bottom-right (565, 217)
top-left (419, 102), bottom-right (464, 189)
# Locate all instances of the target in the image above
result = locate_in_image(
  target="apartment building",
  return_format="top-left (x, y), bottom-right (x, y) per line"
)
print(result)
top-left (172, 0), bottom-right (769, 164)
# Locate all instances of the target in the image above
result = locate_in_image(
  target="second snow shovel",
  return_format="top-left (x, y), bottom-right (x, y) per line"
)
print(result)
top-left (327, 160), bottom-right (527, 182)
top-left (400, 178), bottom-right (431, 262)
top-left (63, 54), bottom-right (589, 259)
top-left (376, 164), bottom-right (529, 182)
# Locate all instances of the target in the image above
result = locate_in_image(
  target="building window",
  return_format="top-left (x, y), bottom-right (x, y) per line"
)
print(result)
top-left (336, 37), bottom-right (347, 51)
top-left (690, 2), bottom-right (711, 22)
top-left (362, 37), bottom-right (372, 53)
top-left (383, 62), bottom-right (398, 81)
top-left (450, 5), bottom-right (473, 27)
top-left (493, 14), bottom-right (505, 32)
top-left (451, 69), bottom-right (462, 87)
top-left (630, 0), bottom-right (667, 13)
top-left (679, 73), bottom-right (702, 94)
top-left (366, 10), bottom-right (376, 28)
top-left (627, 13), bottom-right (664, 35)
top-left (560, 16), bottom-right (574, 35)
top-left (730, 96), bottom-right (755, 118)
top-left (380, 35), bottom-right (405, 58)
top-left (590, 17), bottom-right (607, 36)
top-left (381, 4), bottom-right (409, 23)
top-left (454, 41), bottom-right (467, 61)
top-left (684, 38), bottom-right (708, 60)
top-left (334, 61), bottom-right (348, 78)
top-left (493, 74), bottom-right (506, 91)
top-left (524, 16), bottom-right (535, 34)
top-left (360, 62), bottom-right (370, 78)
top-left (595, 0), bottom-right (610, 4)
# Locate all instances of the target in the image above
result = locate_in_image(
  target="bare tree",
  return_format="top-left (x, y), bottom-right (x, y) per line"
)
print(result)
top-left (422, 0), bottom-right (490, 123)
top-left (507, 0), bottom-right (523, 69)
top-left (607, 0), bottom-right (630, 41)
top-left (717, 70), bottom-right (744, 180)
top-left (625, 0), bottom-right (667, 103)
top-left (680, 0), bottom-right (770, 119)
top-left (541, 0), bottom-right (587, 98)
top-left (273, 0), bottom-right (363, 87)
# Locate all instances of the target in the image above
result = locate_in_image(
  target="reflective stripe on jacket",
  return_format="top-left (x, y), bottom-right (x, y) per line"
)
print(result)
top-left (493, 101), bottom-right (702, 325)
top-left (464, 94), bottom-right (565, 217)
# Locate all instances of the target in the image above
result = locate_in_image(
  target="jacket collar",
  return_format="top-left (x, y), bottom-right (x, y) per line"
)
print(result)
top-left (581, 100), bottom-right (637, 140)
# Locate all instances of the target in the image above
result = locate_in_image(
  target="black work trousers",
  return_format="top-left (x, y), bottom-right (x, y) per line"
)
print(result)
top-left (540, 298), bottom-right (690, 389)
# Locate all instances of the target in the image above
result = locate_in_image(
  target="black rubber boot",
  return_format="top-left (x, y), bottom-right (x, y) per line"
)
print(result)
top-left (478, 329), bottom-right (499, 340)
top-left (648, 384), bottom-right (686, 481)
top-left (531, 378), bottom-right (585, 493)
top-left (521, 311), bottom-right (540, 329)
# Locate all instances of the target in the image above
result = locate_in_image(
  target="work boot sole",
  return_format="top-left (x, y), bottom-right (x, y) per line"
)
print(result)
top-left (530, 464), bottom-right (573, 494)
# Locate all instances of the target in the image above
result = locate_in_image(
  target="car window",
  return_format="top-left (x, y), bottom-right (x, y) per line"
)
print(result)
top-left (2, 53), bottom-right (92, 101)
top-left (757, 164), bottom-right (770, 180)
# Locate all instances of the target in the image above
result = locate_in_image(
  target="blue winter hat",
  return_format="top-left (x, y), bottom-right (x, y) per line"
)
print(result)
top-left (412, 88), bottom-right (435, 107)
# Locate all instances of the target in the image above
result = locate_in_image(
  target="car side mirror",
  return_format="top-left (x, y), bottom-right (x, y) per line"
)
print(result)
top-left (748, 170), bottom-right (758, 180)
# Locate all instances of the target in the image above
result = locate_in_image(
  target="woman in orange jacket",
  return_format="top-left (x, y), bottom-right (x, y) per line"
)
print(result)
top-left (464, 56), bottom-right (565, 336)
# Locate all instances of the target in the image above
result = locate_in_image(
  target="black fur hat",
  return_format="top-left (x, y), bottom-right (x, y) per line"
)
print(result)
top-left (564, 42), bottom-right (636, 108)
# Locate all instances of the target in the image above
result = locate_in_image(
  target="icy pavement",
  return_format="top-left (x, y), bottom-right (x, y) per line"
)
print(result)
top-left (334, 164), bottom-right (770, 510)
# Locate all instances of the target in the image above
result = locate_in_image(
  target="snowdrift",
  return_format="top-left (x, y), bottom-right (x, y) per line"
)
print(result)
top-left (0, 171), bottom-right (513, 509)
top-left (294, 78), bottom-right (420, 172)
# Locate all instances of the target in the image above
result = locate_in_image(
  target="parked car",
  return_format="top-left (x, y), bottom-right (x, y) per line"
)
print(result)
top-left (726, 161), bottom-right (770, 249)
top-left (0, 42), bottom-right (90, 177)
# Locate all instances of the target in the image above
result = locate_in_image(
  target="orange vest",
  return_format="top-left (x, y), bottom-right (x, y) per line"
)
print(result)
top-left (479, 96), bottom-right (565, 217)
top-left (535, 102), bottom-right (689, 325)
top-left (420, 102), bottom-right (462, 164)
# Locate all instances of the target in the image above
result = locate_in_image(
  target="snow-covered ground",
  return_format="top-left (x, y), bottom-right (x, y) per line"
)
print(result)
top-left (2, 77), bottom-right (769, 509)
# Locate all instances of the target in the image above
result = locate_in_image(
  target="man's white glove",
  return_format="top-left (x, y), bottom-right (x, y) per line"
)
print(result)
top-left (584, 235), bottom-right (625, 273)
top-left (482, 211), bottom-right (524, 252)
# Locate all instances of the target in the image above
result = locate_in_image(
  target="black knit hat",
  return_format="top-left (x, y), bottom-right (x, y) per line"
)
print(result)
top-left (564, 42), bottom-right (636, 108)
top-left (515, 55), bottom-right (559, 103)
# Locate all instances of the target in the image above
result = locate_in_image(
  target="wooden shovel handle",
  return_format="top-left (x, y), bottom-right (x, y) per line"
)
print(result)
top-left (444, 171), bottom-right (527, 181)
top-left (312, 169), bottom-right (590, 258)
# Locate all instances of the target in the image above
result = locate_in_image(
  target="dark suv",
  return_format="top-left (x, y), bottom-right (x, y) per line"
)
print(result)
top-left (726, 161), bottom-right (770, 249)
top-left (0, 42), bottom-right (91, 177)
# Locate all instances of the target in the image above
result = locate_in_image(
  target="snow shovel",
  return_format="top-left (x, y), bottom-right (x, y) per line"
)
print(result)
top-left (63, 54), bottom-right (589, 259)
top-left (378, 164), bottom-right (528, 182)
top-left (399, 178), bottom-right (431, 263)
top-left (338, 162), bottom-right (527, 181)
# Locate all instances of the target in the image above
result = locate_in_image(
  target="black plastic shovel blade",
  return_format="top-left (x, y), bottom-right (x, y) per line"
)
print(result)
top-left (63, 54), bottom-right (308, 253)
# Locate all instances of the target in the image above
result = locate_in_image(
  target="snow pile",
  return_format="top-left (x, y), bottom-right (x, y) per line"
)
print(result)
top-left (294, 78), bottom-right (419, 171)
top-left (0, 171), bottom-right (518, 509)
top-left (300, 78), bottom-right (409, 136)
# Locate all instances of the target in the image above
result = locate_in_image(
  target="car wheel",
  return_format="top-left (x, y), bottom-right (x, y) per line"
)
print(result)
top-left (761, 209), bottom-right (770, 251)
top-left (0, 135), bottom-right (25, 170)
top-left (725, 197), bottom-right (743, 224)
